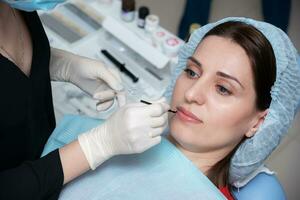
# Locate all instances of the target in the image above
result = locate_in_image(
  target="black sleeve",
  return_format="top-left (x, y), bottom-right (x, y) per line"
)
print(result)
top-left (0, 150), bottom-right (64, 200)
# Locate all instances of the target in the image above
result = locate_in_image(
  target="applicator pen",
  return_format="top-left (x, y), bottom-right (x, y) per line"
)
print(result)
top-left (140, 100), bottom-right (177, 113)
top-left (101, 49), bottom-right (139, 83)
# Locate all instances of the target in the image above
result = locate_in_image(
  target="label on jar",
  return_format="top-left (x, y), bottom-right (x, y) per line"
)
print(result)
top-left (121, 11), bottom-right (135, 22)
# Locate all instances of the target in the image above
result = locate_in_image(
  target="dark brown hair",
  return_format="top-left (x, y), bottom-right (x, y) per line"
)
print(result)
top-left (201, 21), bottom-right (276, 187)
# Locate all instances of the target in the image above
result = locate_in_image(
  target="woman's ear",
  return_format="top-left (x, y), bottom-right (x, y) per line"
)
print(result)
top-left (245, 109), bottom-right (268, 138)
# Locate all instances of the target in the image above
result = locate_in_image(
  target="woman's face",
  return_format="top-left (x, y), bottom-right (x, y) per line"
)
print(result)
top-left (169, 35), bottom-right (266, 153)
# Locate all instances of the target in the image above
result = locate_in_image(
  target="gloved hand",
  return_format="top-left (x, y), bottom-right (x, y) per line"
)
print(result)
top-left (78, 101), bottom-right (170, 169)
top-left (49, 48), bottom-right (126, 111)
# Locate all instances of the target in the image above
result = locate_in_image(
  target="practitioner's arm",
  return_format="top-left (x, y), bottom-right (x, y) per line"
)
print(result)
top-left (59, 140), bottom-right (90, 184)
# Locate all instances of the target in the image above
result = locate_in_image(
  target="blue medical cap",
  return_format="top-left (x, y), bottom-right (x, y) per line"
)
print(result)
top-left (164, 17), bottom-right (300, 187)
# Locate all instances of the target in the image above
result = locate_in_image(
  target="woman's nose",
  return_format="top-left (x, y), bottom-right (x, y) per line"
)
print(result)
top-left (184, 80), bottom-right (206, 105)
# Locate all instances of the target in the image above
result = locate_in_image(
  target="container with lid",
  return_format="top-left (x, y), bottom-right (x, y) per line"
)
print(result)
top-left (145, 14), bottom-right (159, 34)
top-left (163, 37), bottom-right (181, 57)
top-left (152, 30), bottom-right (167, 48)
top-left (121, 0), bottom-right (135, 22)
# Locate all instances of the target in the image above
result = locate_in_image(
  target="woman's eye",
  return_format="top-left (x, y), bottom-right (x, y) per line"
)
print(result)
top-left (184, 68), bottom-right (199, 79)
top-left (216, 85), bottom-right (232, 95)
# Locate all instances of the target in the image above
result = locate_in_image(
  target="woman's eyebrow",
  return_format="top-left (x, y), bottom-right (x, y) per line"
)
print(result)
top-left (216, 71), bottom-right (244, 89)
top-left (188, 56), bottom-right (202, 67)
top-left (188, 56), bottom-right (244, 89)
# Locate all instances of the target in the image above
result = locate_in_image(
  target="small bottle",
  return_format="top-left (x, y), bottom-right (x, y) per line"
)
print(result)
top-left (145, 14), bottom-right (159, 34)
top-left (137, 6), bottom-right (149, 28)
top-left (121, 0), bottom-right (135, 22)
top-left (185, 23), bottom-right (201, 42)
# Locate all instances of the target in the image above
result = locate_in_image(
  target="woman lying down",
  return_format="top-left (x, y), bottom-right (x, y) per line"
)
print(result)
top-left (43, 17), bottom-right (300, 200)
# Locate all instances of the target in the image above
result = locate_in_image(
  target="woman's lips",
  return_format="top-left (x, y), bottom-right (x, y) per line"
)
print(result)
top-left (176, 106), bottom-right (203, 123)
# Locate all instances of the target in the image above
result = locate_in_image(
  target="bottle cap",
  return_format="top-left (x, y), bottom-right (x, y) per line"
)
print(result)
top-left (122, 0), bottom-right (135, 12)
top-left (189, 23), bottom-right (201, 34)
top-left (138, 6), bottom-right (149, 19)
